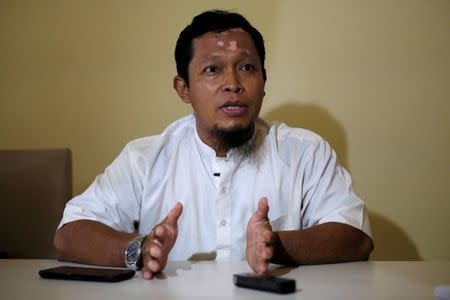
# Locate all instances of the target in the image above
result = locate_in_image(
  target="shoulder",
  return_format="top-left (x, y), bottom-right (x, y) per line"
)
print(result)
top-left (265, 120), bottom-right (328, 159)
top-left (122, 115), bottom-right (196, 162)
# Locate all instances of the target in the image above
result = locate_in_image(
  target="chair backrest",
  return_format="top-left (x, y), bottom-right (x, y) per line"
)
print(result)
top-left (0, 149), bottom-right (72, 258)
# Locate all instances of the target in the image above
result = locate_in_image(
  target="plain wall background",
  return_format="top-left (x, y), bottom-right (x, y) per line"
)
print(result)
top-left (1, 0), bottom-right (449, 261)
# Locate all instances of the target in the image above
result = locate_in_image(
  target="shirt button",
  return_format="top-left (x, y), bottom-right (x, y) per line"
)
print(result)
top-left (221, 186), bottom-right (227, 194)
top-left (220, 220), bottom-right (227, 226)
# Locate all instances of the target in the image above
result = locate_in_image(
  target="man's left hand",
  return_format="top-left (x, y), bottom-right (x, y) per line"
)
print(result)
top-left (246, 197), bottom-right (275, 274)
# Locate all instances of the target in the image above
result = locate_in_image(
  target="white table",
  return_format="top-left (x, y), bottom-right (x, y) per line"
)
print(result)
top-left (1, 260), bottom-right (449, 299)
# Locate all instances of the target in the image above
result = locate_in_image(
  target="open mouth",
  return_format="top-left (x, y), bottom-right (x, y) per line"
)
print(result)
top-left (222, 105), bottom-right (244, 110)
top-left (221, 105), bottom-right (247, 117)
top-left (220, 102), bottom-right (248, 116)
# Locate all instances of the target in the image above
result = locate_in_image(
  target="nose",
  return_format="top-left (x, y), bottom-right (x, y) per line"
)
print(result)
top-left (222, 70), bottom-right (243, 93)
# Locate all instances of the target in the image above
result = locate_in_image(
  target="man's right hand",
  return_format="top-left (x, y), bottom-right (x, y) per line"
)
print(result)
top-left (141, 202), bottom-right (183, 279)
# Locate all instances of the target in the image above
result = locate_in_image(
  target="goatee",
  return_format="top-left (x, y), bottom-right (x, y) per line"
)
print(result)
top-left (212, 122), bottom-right (255, 157)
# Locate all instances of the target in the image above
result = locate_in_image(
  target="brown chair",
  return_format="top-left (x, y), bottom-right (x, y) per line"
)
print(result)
top-left (0, 149), bottom-right (72, 258)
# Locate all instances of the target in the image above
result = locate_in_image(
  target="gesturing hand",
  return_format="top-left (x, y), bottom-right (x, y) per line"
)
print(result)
top-left (246, 197), bottom-right (275, 274)
top-left (141, 202), bottom-right (183, 279)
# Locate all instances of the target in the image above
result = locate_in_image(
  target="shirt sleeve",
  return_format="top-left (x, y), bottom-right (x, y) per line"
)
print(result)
top-left (57, 143), bottom-right (143, 233)
top-left (300, 138), bottom-right (372, 237)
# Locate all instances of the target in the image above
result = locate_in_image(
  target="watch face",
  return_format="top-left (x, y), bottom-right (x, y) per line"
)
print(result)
top-left (126, 241), bottom-right (140, 265)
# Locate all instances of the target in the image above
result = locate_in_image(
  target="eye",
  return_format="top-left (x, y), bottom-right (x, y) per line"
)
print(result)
top-left (203, 66), bottom-right (219, 74)
top-left (241, 64), bottom-right (256, 71)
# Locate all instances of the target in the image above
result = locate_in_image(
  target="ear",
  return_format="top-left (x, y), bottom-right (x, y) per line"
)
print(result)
top-left (173, 75), bottom-right (190, 103)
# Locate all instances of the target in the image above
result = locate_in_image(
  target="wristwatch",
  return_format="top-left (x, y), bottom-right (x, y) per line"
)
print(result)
top-left (124, 235), bottom-right (146, 270)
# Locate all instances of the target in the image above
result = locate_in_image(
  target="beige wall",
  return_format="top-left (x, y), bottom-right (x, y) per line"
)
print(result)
top-left (1, 0), bottom-right (449, 261)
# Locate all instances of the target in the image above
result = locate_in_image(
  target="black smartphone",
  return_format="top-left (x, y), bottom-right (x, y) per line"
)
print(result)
top-left (39, 266), bottom-right (135, 282)
top-left (233, 273), bottom-right (296, 294)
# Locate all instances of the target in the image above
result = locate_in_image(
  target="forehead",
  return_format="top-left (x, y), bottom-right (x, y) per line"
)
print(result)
top-left (192, 28), bottom-right (258, 58)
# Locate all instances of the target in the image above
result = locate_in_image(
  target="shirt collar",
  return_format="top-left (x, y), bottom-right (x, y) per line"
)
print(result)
top-left (193, 124), bottom-right (217, 159)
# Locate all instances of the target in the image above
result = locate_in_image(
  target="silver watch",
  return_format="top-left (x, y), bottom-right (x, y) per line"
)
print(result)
top-left (124, 235), bottom-right (146, 270)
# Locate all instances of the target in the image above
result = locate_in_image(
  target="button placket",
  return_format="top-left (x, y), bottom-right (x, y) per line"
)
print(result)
top-left (216, 158), bottom-right (233, 260)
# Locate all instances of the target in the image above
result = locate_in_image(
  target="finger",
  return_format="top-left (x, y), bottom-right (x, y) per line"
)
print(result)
top-left (145, 241), bottom-right (162, 273)
top-left (256, 229), bottom-right (272, 244)
top-left (147, 258), bottom-right (161, 273)
top-left (146, 233), bottom-right (164, 259)
top-left (257, 243), bottom-right (274, 261)
top-left (152, 225), bottom-right (166, 244)
top-left (147, 243), bottom-right (169, 274)
top-left (142, 270), bottom-right (153, 280)
top-left (163, 202), bottom-right (183, 226)
top-left (253, 197), bottom-right (269, 222)
top-left (140, 243), bottom-right (154, 280)
top-left (255, 246), bottom-right (270, 275)
top-left (255, 260), bottom-right (269, 275)
top-left (149, 241), bottom-right (162, 258)
top-left (146, 232), bottom-right (170, 273)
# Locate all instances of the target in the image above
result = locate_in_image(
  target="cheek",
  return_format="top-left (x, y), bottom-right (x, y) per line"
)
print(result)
top-left (191, 80), bottom-right (220, 98)
top-left (202, 80), bottom-right (220, 93)
top-left (189, 86), bottom-right (214, 112)
top-left (250, 80), bottom-right (265, 98)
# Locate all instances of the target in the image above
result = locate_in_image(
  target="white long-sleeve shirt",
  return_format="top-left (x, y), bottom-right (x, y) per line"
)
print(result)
top-left (59, 114), bottom-right (371, 260)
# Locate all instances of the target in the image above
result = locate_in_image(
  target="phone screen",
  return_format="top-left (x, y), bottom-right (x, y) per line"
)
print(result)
top-left (39, 266), bottom-right (135, 282)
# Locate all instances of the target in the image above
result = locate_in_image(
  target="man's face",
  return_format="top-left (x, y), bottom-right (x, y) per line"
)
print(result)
top-left (175, 28), bottom-right (265, 151)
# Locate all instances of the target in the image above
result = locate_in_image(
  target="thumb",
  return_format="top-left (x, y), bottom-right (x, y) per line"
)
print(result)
top-left (252, 197), bottom-right (269, 222)
top-left (163, 202), bottom-right (183, 226)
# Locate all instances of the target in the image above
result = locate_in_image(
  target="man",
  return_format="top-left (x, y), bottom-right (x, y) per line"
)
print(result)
top-left (54, 10), bottom-right (373, 280)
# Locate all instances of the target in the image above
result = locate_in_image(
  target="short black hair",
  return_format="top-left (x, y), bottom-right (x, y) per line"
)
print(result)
top-left (175, 10), bottom-right (266, 85)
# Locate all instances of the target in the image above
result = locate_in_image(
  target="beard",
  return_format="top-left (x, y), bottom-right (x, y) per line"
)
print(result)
top-left (211, 122), bottom-right (256, 157)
